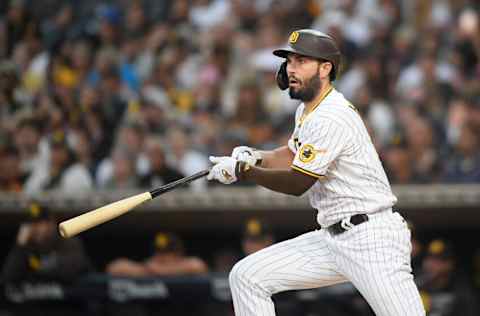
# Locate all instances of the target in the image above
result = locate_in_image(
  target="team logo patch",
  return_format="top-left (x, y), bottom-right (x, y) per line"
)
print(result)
top-left (289, 31), bottom-right (299, 44)
top-left (299, 144), bottom-right (316, 163)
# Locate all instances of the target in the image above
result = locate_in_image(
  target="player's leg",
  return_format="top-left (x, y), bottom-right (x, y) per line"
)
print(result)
top-left (333, 211), bottom-right (425, 316)
top-left (229, 229), bottom-right (347, 316)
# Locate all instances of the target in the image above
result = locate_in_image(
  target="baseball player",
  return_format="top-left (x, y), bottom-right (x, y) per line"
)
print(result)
top-left (207, 29), bottom-right (425, 316)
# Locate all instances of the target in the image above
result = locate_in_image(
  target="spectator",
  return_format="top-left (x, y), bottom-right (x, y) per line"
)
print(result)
top-left (24, 132), bottom-right (92, 195)
top-left (78, 84), bottom-right (114, 163)
top-left (408, 221), bottom-right (425, 276)
top-left (1, 201), bottom-right (93, 316)
top-left (229, 80), bottom-right (273, 148)
top-left (467, 98), bottom-right (480, 132)
top-left (70, 128), bottom-right (96, 177)
top-left (101, 148), bottom-right (139, 190)
top-left (0, 60), bottom-right (29, 125)
top-left (0, 145), bottom-right (27, 192)
top-left (106, 232), bottom-right (208, 277)
top-left (13, 117), bottom-right (48, 177)
top-left (40, 4), bottom-right (75, 51)
top-left (124, 2), bottom-right (149, 38)
top-left (211, 248), bottom-right (240, 274)
top-left (0, 0), bottom-right (38, 57)
top-left (417, 239), bottom-right (478, 316)
top-left (1, 201), bottom-right (92, 283)
top-left (140, 136), bottom-right (185, 188)
top-left (96, 122), bottom-right (148, 187)
top-left (443, 122), bottom-right (480, 183)
top-left (383, 139), bottom-right (416, 184)
top-left (119, 35), bottom-right (141, 93)
top-left (189, 0), bottom-right (231, 32)
top-left (69, 40), bottom-right (94, 87)
top-left (166, 127), bottom-right (209, 190)
top-left (105, 230), bottom-right (209, 316)
top-left (241, 218), bottom-right (274, 256)
top-left (404, 116), bottom-right (443, 183)
top-left (454, 8), bottom-right (480, 79)
top-left (95, 4), bottom-right (121, 48)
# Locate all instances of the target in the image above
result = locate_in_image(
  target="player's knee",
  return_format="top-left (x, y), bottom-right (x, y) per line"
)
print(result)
top-left (229, 259), bottom-right (246, 289)
top-left (229, 257), bottom-right (271, 296)
top-left (229, 257), bottom-right (257, 289)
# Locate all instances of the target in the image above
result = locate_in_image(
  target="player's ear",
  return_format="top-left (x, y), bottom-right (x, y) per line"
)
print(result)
top-left (276, 61), bottom-right (289, 90)
top-left (317, 61), bottom-right (332, 80)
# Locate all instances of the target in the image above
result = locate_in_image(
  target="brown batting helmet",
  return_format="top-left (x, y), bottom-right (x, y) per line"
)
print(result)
top-left (273, 29), bottom-right (341, 87)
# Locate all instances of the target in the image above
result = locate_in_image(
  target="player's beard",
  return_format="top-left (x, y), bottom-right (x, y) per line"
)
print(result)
top-left (288, 69), bottom-right (321, 102)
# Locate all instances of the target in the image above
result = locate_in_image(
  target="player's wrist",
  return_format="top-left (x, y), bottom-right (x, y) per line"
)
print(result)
top-left (235, 161), bottom-right (252, 181)
top-left (251, 150), bottom-right (263, 166)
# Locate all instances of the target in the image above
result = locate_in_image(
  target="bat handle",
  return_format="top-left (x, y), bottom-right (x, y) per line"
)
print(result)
top-left (150, 169), bottom-right (210, 198)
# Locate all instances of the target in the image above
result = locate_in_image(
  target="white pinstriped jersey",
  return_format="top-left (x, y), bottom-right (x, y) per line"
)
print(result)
top-left (288, 88), bottom-right (397, 227)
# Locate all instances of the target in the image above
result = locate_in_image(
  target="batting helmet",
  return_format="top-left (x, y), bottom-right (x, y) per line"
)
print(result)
top-left (273, 29), bottom-right (341, 89)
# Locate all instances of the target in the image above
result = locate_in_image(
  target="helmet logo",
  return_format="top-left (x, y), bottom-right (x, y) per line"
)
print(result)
top-left (289, 31), bottom-right (299, 44)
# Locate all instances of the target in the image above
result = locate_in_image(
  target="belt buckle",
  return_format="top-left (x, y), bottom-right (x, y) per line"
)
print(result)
top-left (340, 217), bottom-right (355, 231)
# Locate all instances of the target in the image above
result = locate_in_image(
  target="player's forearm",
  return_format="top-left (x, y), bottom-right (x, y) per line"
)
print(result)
top-left (238, 164), bottom-right (316, 196)
top-left (257, 146), bottom-right (295, 169)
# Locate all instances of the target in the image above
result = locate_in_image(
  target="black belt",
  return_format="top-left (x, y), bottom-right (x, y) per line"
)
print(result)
top-left (328, 214), bottom-right (369, 235)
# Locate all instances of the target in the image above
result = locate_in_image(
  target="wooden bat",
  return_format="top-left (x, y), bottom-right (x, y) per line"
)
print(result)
top-left (58, 169), bottom-right (210, 238)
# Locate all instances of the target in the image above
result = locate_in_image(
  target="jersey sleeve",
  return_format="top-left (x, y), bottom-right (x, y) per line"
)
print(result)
top-left (291, 117), bottom-right (349, 178)
top-left (287, 105), bottom-right (303, 154)
top-left (287, 136), bottom-right (296, 153)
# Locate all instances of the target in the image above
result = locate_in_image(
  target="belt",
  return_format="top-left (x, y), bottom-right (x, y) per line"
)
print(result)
top-left (328, 214), bottom-right (369, 235)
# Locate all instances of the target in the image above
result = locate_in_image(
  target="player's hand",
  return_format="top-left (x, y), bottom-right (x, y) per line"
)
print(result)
top-left (207, 156), bottom-right (238, 184)
top-left (231, 146), bottom-right (262, 166)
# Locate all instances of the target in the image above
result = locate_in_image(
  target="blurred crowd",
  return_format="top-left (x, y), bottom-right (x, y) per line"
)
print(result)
top-left (0, 0), bottom-right (480, 196)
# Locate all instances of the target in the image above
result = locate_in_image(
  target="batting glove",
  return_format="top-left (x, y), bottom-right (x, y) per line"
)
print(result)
top-left (207, 156), bottom-right (238, 184)
top-left (231, 146), bottom-right (262, 166)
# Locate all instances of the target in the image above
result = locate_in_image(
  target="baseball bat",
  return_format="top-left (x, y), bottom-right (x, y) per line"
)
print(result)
top-left (58, 169), bottom-right (210, 238)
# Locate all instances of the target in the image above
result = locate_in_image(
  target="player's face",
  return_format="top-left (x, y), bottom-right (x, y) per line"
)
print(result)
top-left (286, 54), bottom-right (331, 102)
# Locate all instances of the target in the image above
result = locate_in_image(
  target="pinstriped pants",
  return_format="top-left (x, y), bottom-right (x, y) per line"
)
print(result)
top-left (229, 211), bottom-right (426, 316)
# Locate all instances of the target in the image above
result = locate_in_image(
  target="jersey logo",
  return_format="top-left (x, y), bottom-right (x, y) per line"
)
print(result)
top-left (299, 144), bottom-right (316, 163)
top-left (289, 31), bottom-right (299, 43)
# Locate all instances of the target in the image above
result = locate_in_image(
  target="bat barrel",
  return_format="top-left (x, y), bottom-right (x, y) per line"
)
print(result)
top-left (58, 169), bottom-right (209, 238)
top-left (58, 192), bottom-right (152, 238)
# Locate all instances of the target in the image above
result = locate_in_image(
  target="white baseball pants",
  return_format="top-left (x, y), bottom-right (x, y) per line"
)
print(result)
top-left (229, 211), bottom-right (425, 316)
